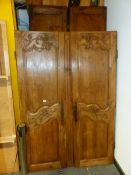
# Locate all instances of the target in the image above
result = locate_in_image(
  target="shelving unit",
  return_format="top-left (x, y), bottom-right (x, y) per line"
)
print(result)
top-left (0, 21), bottom-right (18, 173)
top-left (0, 75), bottom-right (9, 79)
top-left (0, 135), bottom-right (16, 144)
top-left (0, 21), bottom-right (16, 140)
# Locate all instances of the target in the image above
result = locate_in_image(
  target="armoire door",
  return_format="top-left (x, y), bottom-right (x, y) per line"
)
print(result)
top-left (16, 32), bottom-right (67, 171)
top-left (71, 32), bottom-right (117, 167)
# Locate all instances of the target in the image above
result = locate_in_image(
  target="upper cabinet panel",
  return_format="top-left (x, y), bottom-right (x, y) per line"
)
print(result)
top-left (27, 0), bottom-right (68, 6)
top-left (27, 0), bottom-right (104, 6)
top-left (42, 0), bottom-right (68, 6)
top-left (70, 7), bottom-right (107, 31)
top-left (80, 0), bottom-right (104, 6)
top-left (29, 6), bottom-right (67, 31)
top-left (29, 6), bottom-right (106, 32)
top-left (27, 0), bottom-right (42, 5)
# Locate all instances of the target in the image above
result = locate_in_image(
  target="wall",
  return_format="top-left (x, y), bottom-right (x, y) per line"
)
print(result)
top-left (0, 0), bottom-right (20, 123)
top-left (105, 0), bottom-right (131, 174)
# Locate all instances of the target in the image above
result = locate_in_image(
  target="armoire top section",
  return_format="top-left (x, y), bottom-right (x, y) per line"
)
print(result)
top-left (28, 6), bottom-right (107, 31)
top-left (26, 0), bottom-right (106, 31)
top-left (26, 0), bottom-right (104, 7)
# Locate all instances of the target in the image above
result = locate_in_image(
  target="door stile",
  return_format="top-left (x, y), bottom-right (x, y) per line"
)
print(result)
top-left (107, 32), bottom-right (117, 161)
top-left (64, 32), bottom-right (74, 166)
top-left (70, 32), bottom-right (80, 167)
top-left (58, 32), bottom-right (67, 168)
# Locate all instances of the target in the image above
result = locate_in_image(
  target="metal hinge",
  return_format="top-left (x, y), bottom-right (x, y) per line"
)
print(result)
top-left (14, 51), bottom-right (16, 59)
top-left (114, 141), bottom-right (116, 150)
top-left (116, 49), bottom-right (118, 61)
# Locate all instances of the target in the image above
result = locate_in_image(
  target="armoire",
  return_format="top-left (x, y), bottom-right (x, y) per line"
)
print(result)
top-left (16, 1), bottom-right (117, 172)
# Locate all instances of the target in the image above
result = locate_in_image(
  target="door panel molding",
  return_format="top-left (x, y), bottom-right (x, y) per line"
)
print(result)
top-left (27, 103), bottom-right (63, 127)
top-left (77, 102), bottom-right (115, 123)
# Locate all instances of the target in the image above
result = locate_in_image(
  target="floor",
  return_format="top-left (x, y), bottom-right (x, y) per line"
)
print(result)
top-left (0, 164), bottom-right (121, 175)
top-left (29, 164), bottom-right (120, 175)
top-left (87, 164), bottom-right (120, 175)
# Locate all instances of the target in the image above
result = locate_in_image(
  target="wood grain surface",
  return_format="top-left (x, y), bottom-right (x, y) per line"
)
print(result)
top-left (29, 6), bottom-right (67, 31)
top-left (27, 0), bottom-right (104, 6)
top-left (70, 7), bottom-right (107, 31)
top-left (16, 31), bottom-right (67, 171)
top-left (16, 31), bottom-right (116, 171)
top-left (0, 21), bottom-right (18, 173)
top-left (71, 32), bottom-right (117, 167)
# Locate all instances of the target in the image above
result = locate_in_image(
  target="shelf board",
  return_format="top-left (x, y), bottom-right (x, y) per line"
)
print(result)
top-left (0, 135), bottom-right (16, 144)
top-left (0, 75), bottom-right (8, 79)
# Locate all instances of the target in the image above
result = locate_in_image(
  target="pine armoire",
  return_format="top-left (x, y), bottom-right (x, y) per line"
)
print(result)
top-left (16, 31), bottom-right (117, 172)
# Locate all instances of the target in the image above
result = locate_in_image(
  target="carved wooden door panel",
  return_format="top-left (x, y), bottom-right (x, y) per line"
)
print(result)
top-left (16, 32), bottom-right (66, 171)
top-left (71, 32), bottom-right (117, 167)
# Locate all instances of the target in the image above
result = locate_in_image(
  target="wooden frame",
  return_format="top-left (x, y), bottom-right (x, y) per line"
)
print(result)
top-left (0, 21), bottom-right (16, 143)
top-left (0, 21), bottom-right (18, 173)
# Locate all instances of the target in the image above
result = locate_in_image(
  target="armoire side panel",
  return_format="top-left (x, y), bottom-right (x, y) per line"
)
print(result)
top-left (16, 32), bottom-right (67, 171)
top-left (71, 32), bottom-right (117, 167)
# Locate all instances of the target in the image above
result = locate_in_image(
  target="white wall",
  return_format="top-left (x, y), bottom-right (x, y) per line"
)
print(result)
top-left (105, 0), bottom-right (131, 174)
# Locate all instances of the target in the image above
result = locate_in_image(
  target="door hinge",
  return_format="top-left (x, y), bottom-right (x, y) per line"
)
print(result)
top-left (114, 141), bottom-right (116, 150)
top-left (14, 51), bottom-right (16, 59)
top-left (116, 49), bottom-right (118, 61)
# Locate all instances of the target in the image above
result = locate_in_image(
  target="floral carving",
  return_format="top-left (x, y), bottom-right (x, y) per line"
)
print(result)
top-left (79, 33), bottom-right (110, 50)
top-left (27, 103), bottom-right (61, 127)
top-left (22, 33), bottom-right (58, 52)
top-left (77, 103), bottom-right (115, 123)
